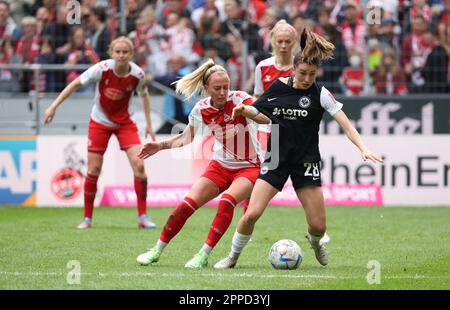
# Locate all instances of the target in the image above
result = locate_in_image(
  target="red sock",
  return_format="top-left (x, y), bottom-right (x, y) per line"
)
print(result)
top-left (83, 174), bottom-right (99, 218)
top-left (160, 197), bottom-right (198, 243)
top-left (206, 194), bottom-right (236, 247)
top-left (134, 177), bottom-right (147, 216)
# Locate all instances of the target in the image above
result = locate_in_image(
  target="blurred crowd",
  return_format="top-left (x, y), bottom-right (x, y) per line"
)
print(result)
top-left (0, 0), bottom-right (449, 96)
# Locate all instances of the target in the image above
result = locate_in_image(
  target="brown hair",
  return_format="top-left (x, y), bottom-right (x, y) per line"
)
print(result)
top-left (294, 29), bottom-right (335, 67)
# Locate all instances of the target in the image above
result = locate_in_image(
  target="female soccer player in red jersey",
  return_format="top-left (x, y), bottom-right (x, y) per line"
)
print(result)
top-left (44, 36), bottom-right (157, 229)
top-left (254, 19), bottom-right (299, 98)
top-left (136, 59), bottom-right (270, 268)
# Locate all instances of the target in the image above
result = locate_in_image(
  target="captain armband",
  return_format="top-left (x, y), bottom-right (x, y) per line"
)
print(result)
top-left (246, 106), bottom-right (260, 118)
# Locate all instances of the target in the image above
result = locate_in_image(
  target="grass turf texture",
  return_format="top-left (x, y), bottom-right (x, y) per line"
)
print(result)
top-left (0, 206), bottom-right (449, 290)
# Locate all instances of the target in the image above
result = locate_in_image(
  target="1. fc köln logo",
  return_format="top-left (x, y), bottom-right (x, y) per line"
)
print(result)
top-left (50, 142), bottom-right (85, 201)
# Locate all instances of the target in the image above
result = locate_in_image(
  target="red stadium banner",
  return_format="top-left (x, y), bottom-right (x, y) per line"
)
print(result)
top-left (100, 183), bottom-right (383, 207)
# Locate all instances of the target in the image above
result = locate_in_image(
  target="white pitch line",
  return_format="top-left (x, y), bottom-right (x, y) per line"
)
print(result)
top-left (0, 271), bottom-right (447, 280)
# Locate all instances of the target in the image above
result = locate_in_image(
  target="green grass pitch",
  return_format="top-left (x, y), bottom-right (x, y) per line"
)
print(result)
top-left (0, 206), bottom-right (449, 290)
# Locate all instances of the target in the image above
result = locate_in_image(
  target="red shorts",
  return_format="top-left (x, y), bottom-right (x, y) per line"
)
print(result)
top-left (201, 160), bottom-right (260, 193)
top-left (87, 119), bottom-right (141, 155)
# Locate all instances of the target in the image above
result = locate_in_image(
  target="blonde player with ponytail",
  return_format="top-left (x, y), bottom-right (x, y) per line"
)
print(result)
top-left (136, 59), bottom-right (270, 268)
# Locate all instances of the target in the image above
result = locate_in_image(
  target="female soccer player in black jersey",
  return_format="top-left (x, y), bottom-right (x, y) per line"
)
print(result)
top-left (214, 29), bottom-right (383, 268)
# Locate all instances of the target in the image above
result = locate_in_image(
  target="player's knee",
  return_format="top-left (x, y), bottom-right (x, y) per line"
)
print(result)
top-left (87, 166), bottom-right (101, 176)
top-left (132, 161), bottom-right (146, 178)
top-left (309, 220), bottom-right (326, 235)
top-left (243, 210), bottom-right (261, 226)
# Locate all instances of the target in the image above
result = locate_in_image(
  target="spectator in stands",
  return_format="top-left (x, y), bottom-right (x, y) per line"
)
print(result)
top-left (339, 48), bottom-right (365, 95)
top-left (148, 53), bottom-right (194, 133)
top-left (42, 5), bottom-right (71, 91)
top-left (191, 0), bottom-right (226, 29)
top-left (220, 0), bottom-right (263, 56)
top-left (125, 0), bottom-right (145, 34)
top-left (286, 0), bottom-right (319, 21)
top-left (31, 0), bottom-right (57, 23)
top-left (400, 15), bottom-right (428, 87)
top-left (317, 24), bottom-right (349, 93)
top-left (341, 0), bottom-right (366, 53)
top-left (268, 0), bottom-right (290, 21)
top-left (157, 0), bottom-right (192, 27)
top-left (36, 6), bottom-right (49, 36)
top-left (15, 16), bottom-right (40, 93)
top-left (36, 35), bottom-right (57, 93)
top-left (199, 38), bottom-right (227, 69)
top-left (323, 0), bottom-right (344, 26)
top-left (134, 6), bottom-right (170, 76)
top-left (166, 16), bottom-right (200, 65)
top-left (420, 29), bottom-right (450, 93)
top-left (378, 15), bottom-right (400, 52)
top-left (257, 7), bottom-right (277, 53)
top-left (0, 1), bottom-right (18, 42)
top-left (85, 7), bottom-right (110, 61)
top-left (0, 37), bottom-right (21, 92)
top-left (435, 0), bottom-right (450, 39)
top-left (198, 15), bottom-right (232, 61)
top-left (44, 36), bottom-right (157, 230)
top-left (291, 13), bottom-right (310, 39)
top-left (42, 5), bottom-right (70, 52)
top-left (227, 36), bottom-right (256, 93)
top-left (314, 5), bottom-right (331, 36)
top-left (62, 26), bottom-right (100, 90)
top-left (373, 48), bottom-right (408, 95)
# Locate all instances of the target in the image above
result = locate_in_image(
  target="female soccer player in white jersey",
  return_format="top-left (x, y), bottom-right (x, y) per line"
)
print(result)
top-left (136, 59), bottom-right (270, 268)
top-left (44, 36), bottom-right (157, 229)
top-left (214, 29), bottom-right (383, 269)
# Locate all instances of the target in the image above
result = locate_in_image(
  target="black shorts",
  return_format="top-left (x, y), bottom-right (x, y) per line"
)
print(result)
top-left (258, 161), bottom-right (322, 191)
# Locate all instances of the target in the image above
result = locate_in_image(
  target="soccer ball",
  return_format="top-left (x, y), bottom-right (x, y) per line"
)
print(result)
top-left (269, 239), bottom-right (302, 270)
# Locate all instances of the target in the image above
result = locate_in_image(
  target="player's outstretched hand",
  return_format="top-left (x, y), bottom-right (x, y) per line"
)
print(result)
top-left (138, 142), bottom-right (162, 159)
top-left (145, 125), bottom-right (156, 141)
top-left (44, 107), bottom-right (56, 124)
top-left (361, 150), bottom-right (383, 163)
top-left (231, 105), bottom-right (246, 119)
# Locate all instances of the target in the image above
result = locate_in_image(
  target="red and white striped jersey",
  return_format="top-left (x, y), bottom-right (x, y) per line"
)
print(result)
top-left (254, 56), bottom-right (292, 96)
top-left (189, 91), bottom-right (262, 169)
top-left (79, 59), bottom-right (148, 126)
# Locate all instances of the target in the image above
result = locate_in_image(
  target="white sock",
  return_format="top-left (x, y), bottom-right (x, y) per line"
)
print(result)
top-left (200, 243), bottom-right (213, 255)
top-left (308, 233), bottom-right (323, 243)
top-left (229, 231), bottom-right (252, 259)
top-left (155, 239), bottom-right (167, 252)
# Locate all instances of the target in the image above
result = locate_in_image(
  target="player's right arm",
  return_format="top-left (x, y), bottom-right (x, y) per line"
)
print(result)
top-left (44, 77), bottom-right (82, 124)
top-left (44, 61), bottom-right (104, 124)
top-left (232, 105), bottom-right (270, 124)
top-left (137, 124), bottom-right (196, 159)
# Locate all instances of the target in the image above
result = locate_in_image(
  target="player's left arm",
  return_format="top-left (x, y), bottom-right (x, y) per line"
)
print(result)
top-left (137, 73), bottom-right (156, 141)
top-left (139, 91), bottom-right (156, 141)
top-left (333, 111), bottom-right (383, 163)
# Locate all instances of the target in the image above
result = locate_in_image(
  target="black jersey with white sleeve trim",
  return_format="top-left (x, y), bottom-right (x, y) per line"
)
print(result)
top-left (252, 79), bottom-right (343, 165)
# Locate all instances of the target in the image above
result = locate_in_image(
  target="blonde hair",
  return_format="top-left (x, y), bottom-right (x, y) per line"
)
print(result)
top-left (108, 36), bottom-right (135, 57)
top-left (175, 59), bottom-right (227, 99)
top-left (294, 29), bottom-right (335, 67)
top-left (270, 20), bottom-right (299, 57)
